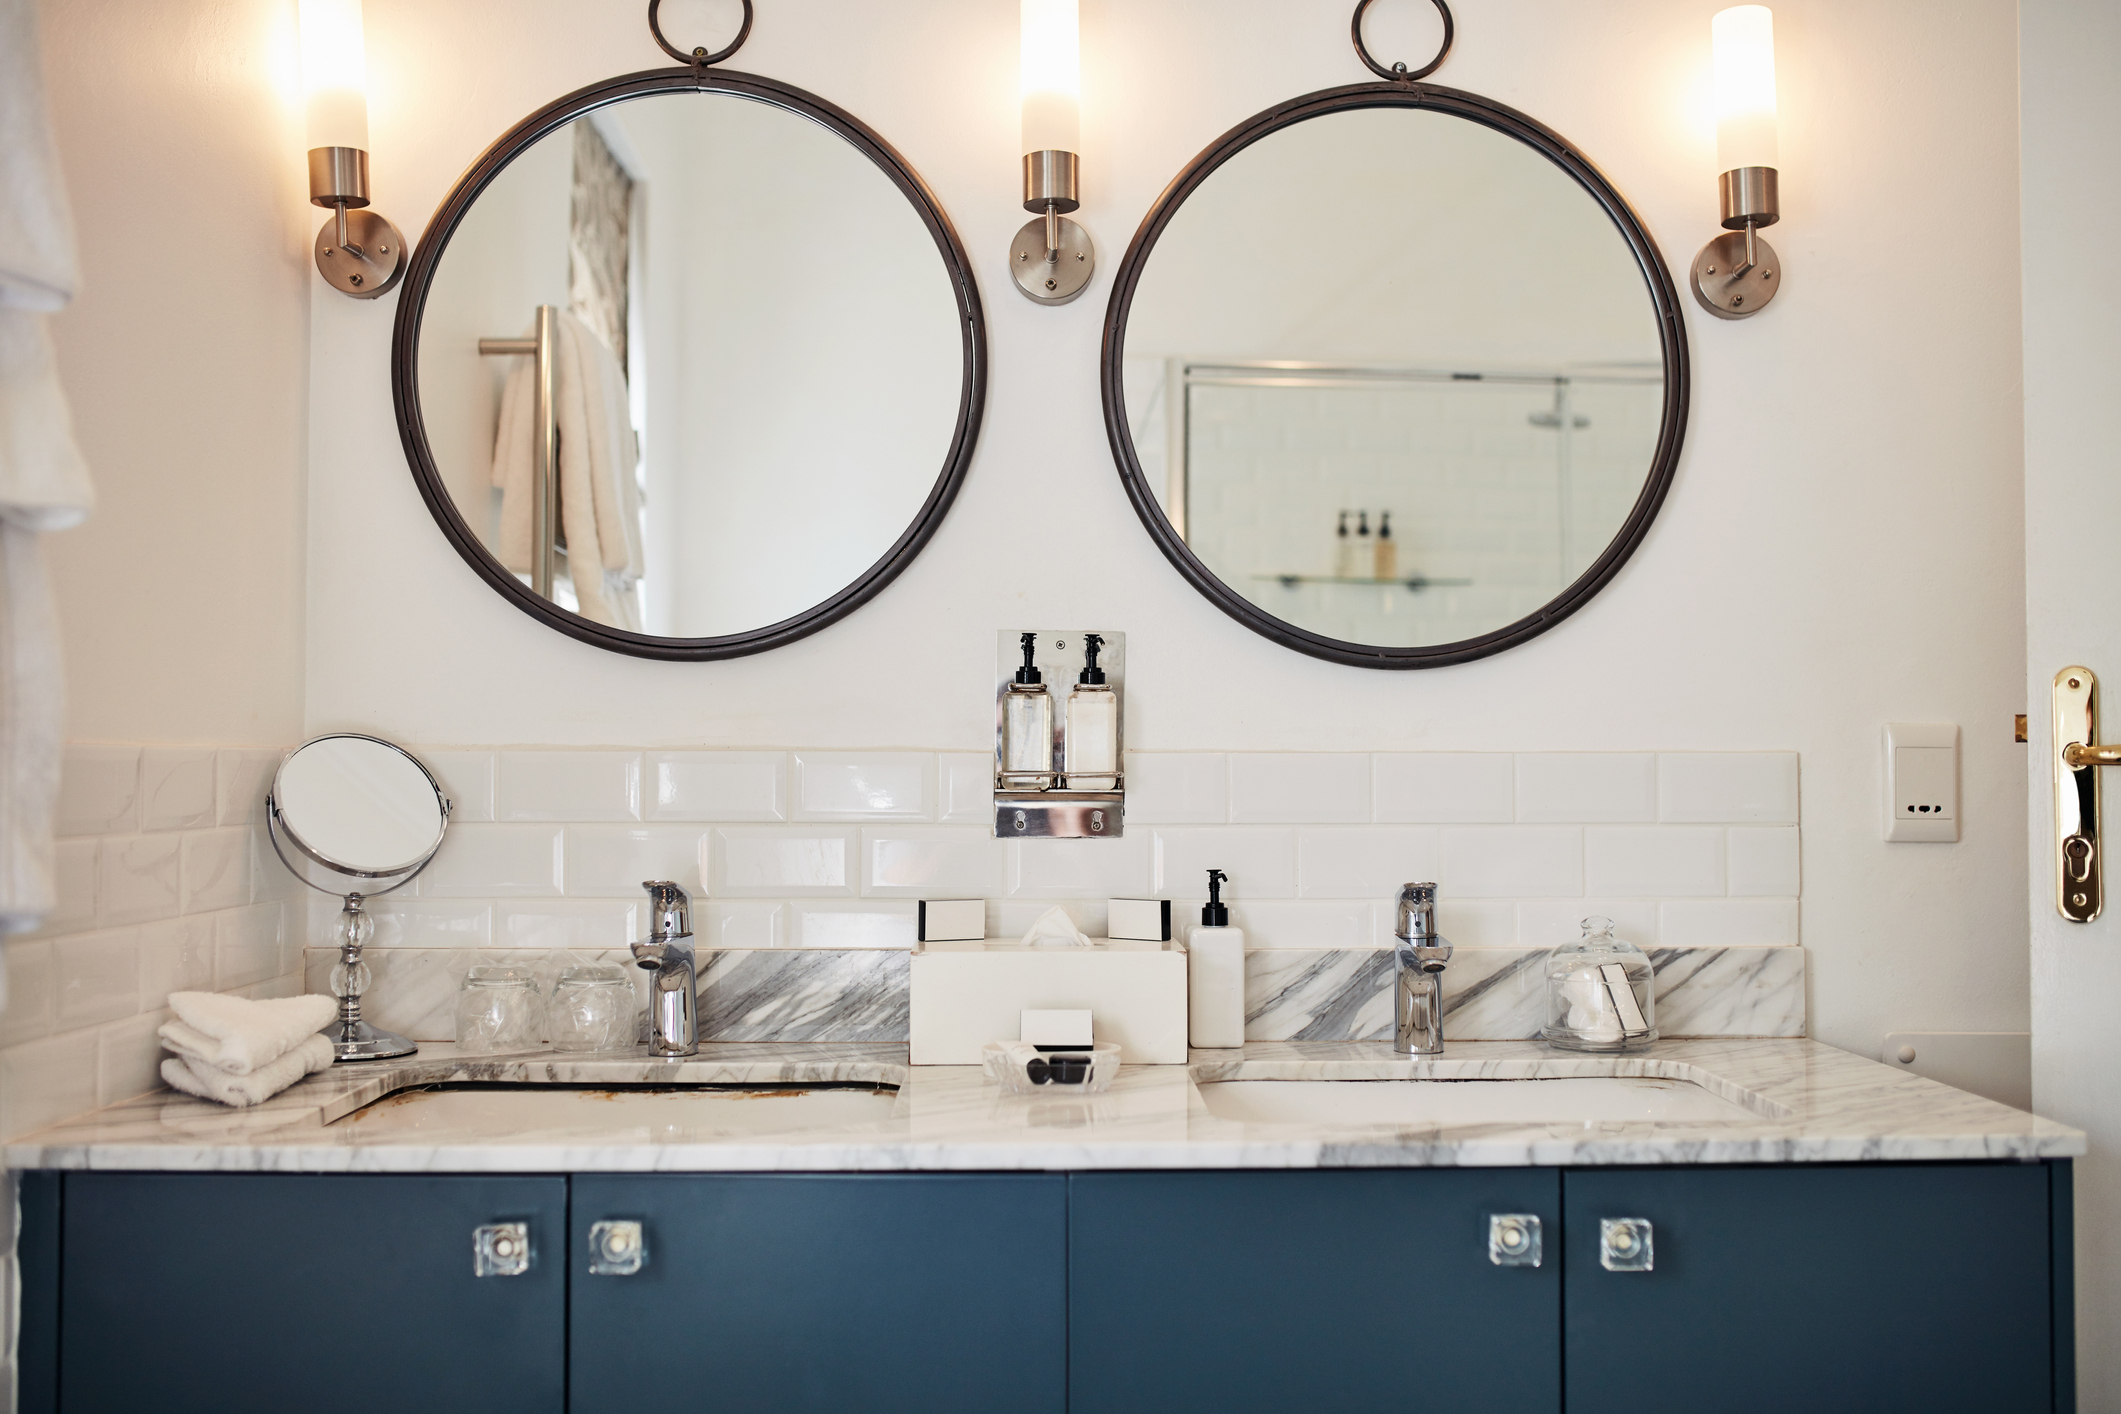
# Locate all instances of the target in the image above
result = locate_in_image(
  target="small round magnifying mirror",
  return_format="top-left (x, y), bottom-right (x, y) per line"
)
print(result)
top-left (267, 734), bottom-right (453, 1061)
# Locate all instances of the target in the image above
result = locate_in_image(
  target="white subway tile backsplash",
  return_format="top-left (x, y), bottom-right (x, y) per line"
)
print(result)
top-left (139, 748), bottom-right (216, 832)
top-left (1515, 753), bottom-right (1656, 823)
top-left (497, 751), bottom-right (642, 822)
top-left (418, 825), bottom-right (565, 897)
top-left (215, 903), bottom-right (284, 990)
top-left (564, 825), bottom-right (709, 897)
top-left (215, 748), bottom-right (281, 826)
top-left (422, 750), bottom-right (496, 823)
top-left (1585, 827), bottom-right (1726, 897)
top-left (1009, 835), bottom-right (1154, 899)
top-left (790, 901), bottom-right (917, 948)
top-left (241, 974), bottom-right (304, 1001)
top-left (180, 827), bottom-right (250, 914)
top-left (1373, 753), bottom-right (1513, 823)
top-left (793, 752), bottom-right (935, 821)
top-left (248, 822), bottom-right (299, 903)
top-left (862, 827), bottom-right (1009, 898)
top-left (494, 900), bottom-right (640, 949)
top-left (1432, 899), bottom-right (1519, 948)
top-left (646, 751), bottom-right (788, 822)
top-left (714, 826), bottom-right (856, 897)
top-left (1121, 753), bottom-right (1227, 825)
top-left (0, 940), bottom-right (54, 1048)
top-left (1297, 827), bottom-right (1440, 899)
top-left (56, 929), bottom-right (139, 1026)
top-left (1217, 899), bottom-right (1371, 949)
top-left (1439, 826), bottom-right (1583, 897)
top-left (1660, 897), bottom-right (1799, 946)
top-left (1229, 754), bottom-right (1371, 824)
top-left (3, 1030), bottom-right (99, 1138)
top-left (1154, 827), bottom-right (1297, 899)
top-left (57, 745), bottom-right (140, 837)
top-left (706, 901), bottom-right (785, 948)
top-left (44, 839), bottom-right (96, 934)
top-left (937, 753), bottom-right (994, 825)
top-left (1658, 753), bottom-right (1799, 823)
top-left (97, 835), bottom-right (181, 925)
top-left (348, 898), bottom-right (492, 949)
top-left (138, 916), bottom-right (216, 1008)
top-left (1728, 827), bottom-right (1801, 897)
top-left (96, 1009), bottom-right (168, 1107)
top-left (1516, 899), bottom-right (1659, 949)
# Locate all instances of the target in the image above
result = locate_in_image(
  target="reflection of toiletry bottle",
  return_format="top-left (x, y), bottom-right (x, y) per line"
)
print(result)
top-left (1188, 869), bottom-right (1246, 1049)
top-left (1002, 631), bottom-right (1054, 789)
top-left (1374, 510), bottom-right (1397, 580)
top-left (1333, 510), bottom-right (1353, 578)
top-left (1355, 512), bottom-right (1372, 580)
top-left (1064, 633), bottom-right (1119, 790)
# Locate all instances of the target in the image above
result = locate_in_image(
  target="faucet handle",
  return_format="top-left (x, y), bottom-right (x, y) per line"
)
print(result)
top-left (1396, 881), bottom-right (1438, 942)
top-left (641, 880), bottom-right (692, 939)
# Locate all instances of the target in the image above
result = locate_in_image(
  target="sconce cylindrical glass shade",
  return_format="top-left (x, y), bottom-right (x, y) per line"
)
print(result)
top-left (300, 0), bottom-right (371, 153)
top-left (1711, 5), bottom-right (1777, 173)
top-left (1021, 0), bottom-right (1081, 156)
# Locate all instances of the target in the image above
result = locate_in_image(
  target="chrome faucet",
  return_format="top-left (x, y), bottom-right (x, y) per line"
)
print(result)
top-left (1394, 882), bottom-right (1452, 1055)
top-left (632, 881), bottom-right (698, 1057)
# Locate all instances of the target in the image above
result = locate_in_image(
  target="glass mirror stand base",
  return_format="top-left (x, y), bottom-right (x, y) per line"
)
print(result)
top-left (325, 1016), bottom-right (418, 1062)
top-left (326, 894), bottom-right (417, 1062)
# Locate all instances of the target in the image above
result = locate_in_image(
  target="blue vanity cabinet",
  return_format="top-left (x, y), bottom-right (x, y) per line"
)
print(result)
top-left (567, 1173), bottom-right (1068, 1414)
top-left (1067, 1170), bottom-right (1563, 1413)
top-left (51, 1172), bottom-right (567, 1414)
top-left (1563, 1163), bottom-right (2066, 1414)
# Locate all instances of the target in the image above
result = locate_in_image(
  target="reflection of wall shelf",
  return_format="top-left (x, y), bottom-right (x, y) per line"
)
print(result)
top-left (1255, 574), bottom-right (1473, 591)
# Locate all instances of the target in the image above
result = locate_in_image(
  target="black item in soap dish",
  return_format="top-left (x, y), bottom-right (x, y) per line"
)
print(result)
top-left (1026, 1052), bottom-right (1092, 1085)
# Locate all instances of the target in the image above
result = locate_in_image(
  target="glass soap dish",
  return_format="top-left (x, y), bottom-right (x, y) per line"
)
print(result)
top-left (1541, 916), bottom-right (1658, 1053)
top-left (982, 1041), bottom-right (1121, 1094)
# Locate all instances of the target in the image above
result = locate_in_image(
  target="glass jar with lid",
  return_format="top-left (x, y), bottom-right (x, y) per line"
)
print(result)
top-left (454, 964), bottom-right (544, 1054)
top-left (1541, 916), bottom-right (1657, 1052)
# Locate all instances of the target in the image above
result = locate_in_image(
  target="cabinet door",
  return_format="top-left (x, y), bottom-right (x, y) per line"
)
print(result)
top-left (1070, 1170), bottom-right (1562, 1413)
top-left (1565, 1164), bottom-right (2053, 1413)
top-left (570, 1174), bottom-right (1066, 1414)
top-left (60, 1172), bottom-right (566, 1414)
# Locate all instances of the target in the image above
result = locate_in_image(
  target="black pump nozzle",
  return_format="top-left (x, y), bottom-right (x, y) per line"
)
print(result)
top-left (1013, 631), bottom-right (1043, 686)
top-left (1078, 632), bottom-right (1106, 685)
top-left (1201, 868), bottom-right (1229, 927)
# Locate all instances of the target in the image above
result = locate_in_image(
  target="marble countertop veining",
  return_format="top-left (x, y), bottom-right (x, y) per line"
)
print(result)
top-left (3, 1039), bottom-right (2084, 1173)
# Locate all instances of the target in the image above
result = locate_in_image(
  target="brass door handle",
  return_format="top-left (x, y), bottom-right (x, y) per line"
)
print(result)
top-left (2063, 742), bottom-right (2121, 769)
top-left (2055, 668), bottom-right (2112, 921)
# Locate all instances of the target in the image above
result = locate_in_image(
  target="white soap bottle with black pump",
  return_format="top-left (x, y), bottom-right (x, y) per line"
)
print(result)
top-left (1063, 633), bottom-right (1118, 790)
top-left (1188, 869), bottom-right (1245, 1049)
top-left (1001, 631), bottom-right (1054, 789)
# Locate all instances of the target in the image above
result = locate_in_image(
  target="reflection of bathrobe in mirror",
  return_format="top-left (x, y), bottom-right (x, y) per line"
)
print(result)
top-left (491, 310), bottom-right (644, 629)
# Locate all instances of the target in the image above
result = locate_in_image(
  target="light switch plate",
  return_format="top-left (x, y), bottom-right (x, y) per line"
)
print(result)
top-left (1885, 722), bottom-right (1958, 842)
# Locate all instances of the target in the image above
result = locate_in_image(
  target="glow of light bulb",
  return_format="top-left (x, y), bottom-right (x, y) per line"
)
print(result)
top-left (1712, 5), bottom-right (1777, 172)
top-left (1021, 0), bottom-right (1080, 156)
top-left (300, 0), bottom-right (370, 151)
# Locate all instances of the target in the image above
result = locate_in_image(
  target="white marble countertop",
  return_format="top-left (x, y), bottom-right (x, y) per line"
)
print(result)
top-left (4, 1039), bottom-right (2084, 1173)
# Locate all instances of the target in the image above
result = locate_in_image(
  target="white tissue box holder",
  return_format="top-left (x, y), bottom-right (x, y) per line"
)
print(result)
top-left (909, 939), bottom-right (1188, 1064)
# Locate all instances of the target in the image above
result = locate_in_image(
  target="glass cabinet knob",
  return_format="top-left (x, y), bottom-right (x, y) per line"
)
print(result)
top-left (1599, 1217), bottom-right (1655, 1272)
top-left (473, 1222), bottom-right (531, 1277)
top-left (589, 1219), bottom-right (647, 1276)
top-left (1487, 1213), bottom-right (1543, 1267)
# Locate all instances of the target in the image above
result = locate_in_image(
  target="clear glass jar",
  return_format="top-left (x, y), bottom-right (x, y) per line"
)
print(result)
top-left (454, 965), bottom-right (544, 1054)
top-left (546, 965), bottom-right (638, 1052)
top-left (1542, 916), bottom-right (1657, 1052)
top-left (1002, 682), bottom-right (1054, 788)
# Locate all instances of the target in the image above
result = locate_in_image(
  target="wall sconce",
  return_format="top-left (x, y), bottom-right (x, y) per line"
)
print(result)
top-left (1011, 0), bottom-right (1095, 304)
top-left (1691, 5), bottom-right (1781, 319)
top-left (300, 0), bottom-right (403, 299)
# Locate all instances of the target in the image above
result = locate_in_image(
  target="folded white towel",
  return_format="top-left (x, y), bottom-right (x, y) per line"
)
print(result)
top-left (160, 1035), bottom-right (335, 1109)
top-left (162, 992), bottom-right (336, 1075)
top-left (0, 0), bottom-right (80, 314)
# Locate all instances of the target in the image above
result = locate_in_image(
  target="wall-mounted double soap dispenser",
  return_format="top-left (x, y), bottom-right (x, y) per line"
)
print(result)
top-left (995, 629), bottom-right (1124, 839)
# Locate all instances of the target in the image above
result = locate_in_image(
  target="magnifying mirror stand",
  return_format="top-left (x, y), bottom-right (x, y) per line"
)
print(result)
top-left (324, 893), bottom-right (417, 1061)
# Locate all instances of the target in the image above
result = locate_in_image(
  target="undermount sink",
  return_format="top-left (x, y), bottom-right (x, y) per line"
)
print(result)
top-left (338, 1083), bottom-right (900, 1140)
top-left (1196, 1077), bottom-right (1759, 1127)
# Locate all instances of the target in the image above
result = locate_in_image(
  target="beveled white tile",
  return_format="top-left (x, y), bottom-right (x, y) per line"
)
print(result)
top-left (57, 745), bottom-right (139, 837)
top-left (495, 899), bottom-right (640, 950)
top-left (712, 827), bottom-right (856, 897)
top-left (215, 748), bottom-right (282, 826)
top-left (792, 752), bottom-right (935, 821)
top-left (1659, 897), bottom-right (1799, 946)
top-left (1429, 899), bottom-right (1519, 948)
top-left (422, 749), bottom-right (496, 824)
top-left (215, 903), bottom-right (285, 990)
top-left (937, 753), bottom-right (994, 825)
top-left (42, 838), bottom-right (96, 935)
top-left (180, 827), bottom-right (250, 914)
top-left (790, 901), bottom-right (917, 948)
top-left (417, 824), bottom-right (565, 897)
top-left (1152, 827), bottom-right (1297, 897)
top-left (1585, 827), bottom-right (1726, 896)
top-left (1008, 835), bottom-right (1154, 899)
top-left (1515, 753), bottom-right (1656, 823)
top-left (1216, 900), bottom-right (1371, 949)
top-left (240, 974), bottom-right (303, 1001)
top-left (1229, 753), bottom-right (1371, 824)
top-left (497, 751), bottom-right (642, 822)
top-left (706, 901), bottom-right (785, 948)
top-left (249, 821), bottom-right (300, 903)
top-left (862, 827), bottom-right (1009, 898)
top-left (0, 940), bottom-right (55, 1048)
top-left (97, 1009), bottom-right (169, 1106)
top-left (1658, 753), bottom-right (1800, 823)
top-left (645, 751), bottom-right (788, 822)
top-left (1123, 754), bottom-right (1228, 825)
top-left (564, 825), bottom-right (710, 897)
top-left (1728, 826), bottom-right (1801, 897)
top-left (139, 748), bottom-right (216, 832)
top-left (343, 897), bottom-right (491, 949)
top-left (1516, 899), bottom-right (1660, 949)
top-left (1373, 753), bottom-right (1514, 823)
top-left (96, 835), bottom-right (181, 925)
top-left (1438, 826), bottom-right (1582, 898)
top-left (137, 916), bottom-right (216, 1010)
top-left (2, 1030), bottom-right (99, 1138)
top-left (56, 928), bottom-right (138, 1026)
top-left (1297, 827), bottom-right (1440, 899)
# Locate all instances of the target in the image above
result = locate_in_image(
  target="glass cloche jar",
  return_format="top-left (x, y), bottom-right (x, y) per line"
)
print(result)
top-left (1542, 917), bottom-right (1657, 1052)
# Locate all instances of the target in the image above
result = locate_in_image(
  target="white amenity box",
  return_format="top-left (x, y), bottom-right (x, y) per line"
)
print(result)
top-left (909, 938), bottom-right (1189, 1064)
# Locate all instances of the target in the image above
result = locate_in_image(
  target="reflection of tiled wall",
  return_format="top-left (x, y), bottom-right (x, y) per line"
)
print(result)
top-left (1, 745), bottom-right (305, 1139)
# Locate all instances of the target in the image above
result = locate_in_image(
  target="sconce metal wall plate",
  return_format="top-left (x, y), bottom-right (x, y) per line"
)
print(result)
top-left (1691, 229), bottom-right (1780, 319)
top-left (315, 208), bottom-right (406, 300)
top-left (1011, 216), bottom-right (1096, 304)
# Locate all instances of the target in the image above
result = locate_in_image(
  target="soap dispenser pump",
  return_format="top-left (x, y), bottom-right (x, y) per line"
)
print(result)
top-left (1001, 631), bottom-right (1054, 789)
top-left (1065, 632), bottom-right (1119, 790)
top-left (1187, 869), bottom-right (1245, 1049)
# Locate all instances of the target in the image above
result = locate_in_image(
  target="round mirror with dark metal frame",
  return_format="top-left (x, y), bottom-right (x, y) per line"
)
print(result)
top-left (1100, 2), bottom-right (1688, 670)
top-left (391, 8), bottom-right (986, 661)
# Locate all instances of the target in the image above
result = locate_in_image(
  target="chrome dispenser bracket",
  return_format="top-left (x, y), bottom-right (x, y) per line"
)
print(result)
top-left (2054, 666), bottom-right (2121, 921)
top-left (994, 630), bottom-right (1124, 839)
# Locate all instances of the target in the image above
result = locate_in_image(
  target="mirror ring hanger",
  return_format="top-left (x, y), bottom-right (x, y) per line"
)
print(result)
top-left (1351, 0), bottom-right (1454, 83)
top-left (647, 0), bottom-right (754, 68)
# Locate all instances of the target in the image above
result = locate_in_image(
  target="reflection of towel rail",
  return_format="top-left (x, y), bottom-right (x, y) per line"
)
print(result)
top-left (478, 304), bottom-right (559, 598)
